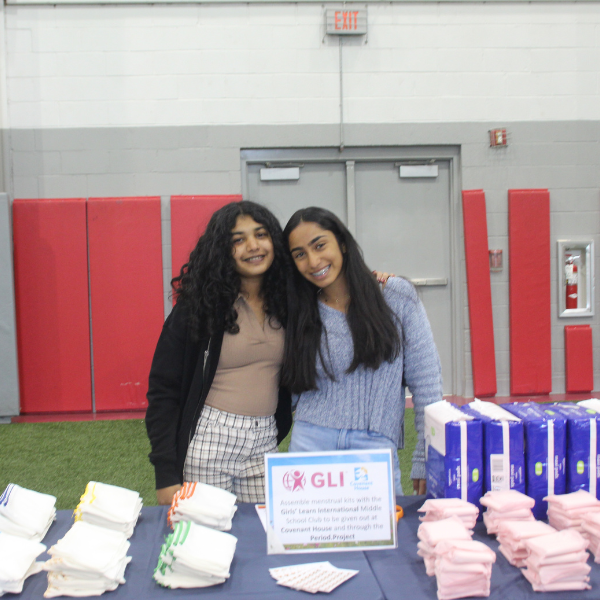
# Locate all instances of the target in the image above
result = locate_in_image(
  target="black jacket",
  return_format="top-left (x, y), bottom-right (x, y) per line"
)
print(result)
top-left (145, 302), bottom-right (292, 489)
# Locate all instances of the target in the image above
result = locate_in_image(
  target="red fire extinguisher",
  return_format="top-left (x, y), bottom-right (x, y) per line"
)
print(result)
top-left (565, 255), bottom-right (578, 309)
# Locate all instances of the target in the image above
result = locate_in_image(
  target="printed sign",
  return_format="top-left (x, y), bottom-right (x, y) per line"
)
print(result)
top-left (264, 450), bottom-right (396, 554)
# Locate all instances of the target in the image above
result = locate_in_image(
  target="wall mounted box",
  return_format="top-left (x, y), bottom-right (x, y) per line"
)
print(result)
top-left (558, 239), bottom-right (594, 318)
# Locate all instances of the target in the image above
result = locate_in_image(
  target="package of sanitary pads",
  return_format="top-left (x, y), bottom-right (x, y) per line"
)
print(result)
top-left (461, 399), bottom-right (525, 495)
top-left (425, 401), bottom-right (483, 505)
top-left (501, 402), bottom-right (566, 519)
top-left (548, 403), bottom-right (600, 498)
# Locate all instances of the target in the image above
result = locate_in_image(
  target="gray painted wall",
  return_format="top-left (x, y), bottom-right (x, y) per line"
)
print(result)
top-left (5, 120), bottom-right (600, 398)
top-left (0, 192), bottom-right (19, 418)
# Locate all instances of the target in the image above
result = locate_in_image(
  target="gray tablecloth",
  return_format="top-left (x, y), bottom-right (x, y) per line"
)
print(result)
top-left (16, 496), bottom-right (600, 599)
top-left (18, 503), bottom-right (384, 599)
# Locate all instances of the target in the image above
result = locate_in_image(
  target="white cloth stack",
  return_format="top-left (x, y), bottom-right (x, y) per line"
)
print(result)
top-left (480, 489), bottom-right (535, 535)
top-left (581, 512), bottom-right (600, 562)
top-left (417, 517), bottom-right (474, 577)
top-left (74, 482), bottom-right (142, 539)
top-left (496, 520), bottom-right (556, 567)
top-left (521, 528), bottom-right (591, 592)
top-left (154, 520), bottom-right (237, 588)
top-left (418, 499), bottom-right (479, 529)
top-left (168, 482), bottom-right (237, 531)
top-left (433, 539), bottom-right (496, 600)
top-left (545, 489), bottom-right (600, 532)
top-left (43, 521), bottom-right (132, 598)
top-left (0, 532), bottom-right (46, 595)
top-left (0, 484), bottom-right (56, 542)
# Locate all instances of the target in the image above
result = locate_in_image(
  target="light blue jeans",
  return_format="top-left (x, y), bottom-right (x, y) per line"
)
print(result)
top-left (289, 420), bottom-right (403, 496)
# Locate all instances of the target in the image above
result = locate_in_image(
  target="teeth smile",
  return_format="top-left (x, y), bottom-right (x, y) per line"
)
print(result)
top-left (245, 256), bottom-right (264, 262)
top-left (312, 266), bottom-right (330, 277)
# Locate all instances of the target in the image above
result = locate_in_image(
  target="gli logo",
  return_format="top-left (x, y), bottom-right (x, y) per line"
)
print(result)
top-left (283, 470), bottom-right (306, 492)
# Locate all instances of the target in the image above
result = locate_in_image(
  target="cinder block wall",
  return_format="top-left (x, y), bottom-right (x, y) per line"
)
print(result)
top-left (1, 2), bottom-right (600, 401)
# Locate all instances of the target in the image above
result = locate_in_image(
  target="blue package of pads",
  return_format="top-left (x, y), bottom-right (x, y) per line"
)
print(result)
top-left (425, 401), bottom-right (483, 506)
top-left (548, 403), bottom-right (600, 498)
top-left (501, 402), bottom-right (566, 519)
top-left (461, 400), bottom-right (525, 495)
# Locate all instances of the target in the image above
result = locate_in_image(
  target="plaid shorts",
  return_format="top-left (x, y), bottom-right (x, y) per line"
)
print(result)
top-left (183, 405), bottom-right (278, 503)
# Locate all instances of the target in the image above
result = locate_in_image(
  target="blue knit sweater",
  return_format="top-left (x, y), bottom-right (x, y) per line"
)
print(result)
top-left (292, 277), bottom-right (443, 479)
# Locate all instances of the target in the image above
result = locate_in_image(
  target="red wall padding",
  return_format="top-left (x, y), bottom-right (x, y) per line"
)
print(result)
top-left (13, 198), bottom-right (92, 413)
top-left (170, 196), bottom-right (241, 281)
top-left (565, 325), bottom-right (594, 393)
top-left (462, 190), bottom-right (497, 397)
top-left (508, 189), bottom-right (552, 395)
top-left (88, 197), bottom-right (164, 411)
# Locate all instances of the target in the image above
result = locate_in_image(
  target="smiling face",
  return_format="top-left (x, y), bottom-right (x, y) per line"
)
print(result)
top-left (288, 221), bottom-right (346, 291)
top-left (231, 215), bottom-right (274, 281)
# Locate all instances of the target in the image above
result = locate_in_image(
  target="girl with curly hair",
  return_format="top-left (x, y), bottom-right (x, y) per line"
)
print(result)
top-left (145, 201), bottom-right (292, 505)
top-left (283, 207), bottom-right (442, 496)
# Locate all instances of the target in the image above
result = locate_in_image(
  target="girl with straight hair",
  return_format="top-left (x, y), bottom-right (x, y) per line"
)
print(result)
top-left (283, 207), bottom-right (442, 495)
top-left (145, 201), bottom-right (292, 505)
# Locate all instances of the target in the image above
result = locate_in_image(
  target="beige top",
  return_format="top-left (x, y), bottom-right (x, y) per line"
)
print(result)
top-left (205, 296), bottom-right (284, 417)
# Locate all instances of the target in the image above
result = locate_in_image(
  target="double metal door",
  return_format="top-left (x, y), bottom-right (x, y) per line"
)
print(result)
top-left (242, 148), bottom-right (458, 394)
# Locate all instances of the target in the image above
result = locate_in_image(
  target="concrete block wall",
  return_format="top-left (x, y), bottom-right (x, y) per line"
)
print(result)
top-left (1, 2), bottom-right (600, 402)
top-left (3, 3), bottom-right (600, 129)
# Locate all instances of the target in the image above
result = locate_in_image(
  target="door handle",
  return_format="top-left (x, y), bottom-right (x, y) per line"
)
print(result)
top-left (410, 278), bottom-right (448, 287)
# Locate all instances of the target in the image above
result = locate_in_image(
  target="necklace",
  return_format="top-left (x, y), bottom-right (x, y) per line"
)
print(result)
top-left (318, 289), bottom-right (350, 305)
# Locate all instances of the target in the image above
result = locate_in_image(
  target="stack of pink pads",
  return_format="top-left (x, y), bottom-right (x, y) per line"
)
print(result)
top-left (545, 489), bottom-right (600, 532)
top-left (521, 528), bottom-right (591, 592)
top-left (496, 520), bottom-right (556, 567)
top-left (581, 512), bottom-right (600, 563)
top-left (480, 490), bottom-right (535, 535)
top-left (418, 498), bottom-right (479, 529)
top-left (417, 517), bottom-right (496, 600)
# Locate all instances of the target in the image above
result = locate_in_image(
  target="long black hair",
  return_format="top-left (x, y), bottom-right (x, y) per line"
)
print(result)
top-left (282, 207), bottom-right (401, 394)
top-left (172, 201), bottom-right (288, 338)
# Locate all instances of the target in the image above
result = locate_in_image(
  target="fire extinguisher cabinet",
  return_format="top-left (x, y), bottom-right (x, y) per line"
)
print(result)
top-left (557, 239), bottom-right (594, 317)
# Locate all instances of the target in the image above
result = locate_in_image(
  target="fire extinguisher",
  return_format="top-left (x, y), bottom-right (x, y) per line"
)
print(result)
top-left (565, 255), bottom-right (578, 309)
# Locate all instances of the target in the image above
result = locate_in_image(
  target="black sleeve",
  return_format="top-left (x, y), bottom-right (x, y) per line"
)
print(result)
top-left (275, 386), bottom-right (293, 444)
top-left (145, 304), bottom-right (188, 490)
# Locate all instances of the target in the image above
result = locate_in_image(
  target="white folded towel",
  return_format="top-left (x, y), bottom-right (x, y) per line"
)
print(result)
top-left (168, 482), bottom-right (237, 531)
top-left (74, 482), bottom-right (142, 539)
top-left (0, 484), bottom-right (56, 541)
top-left (0, 532), bottom-right (46, 595)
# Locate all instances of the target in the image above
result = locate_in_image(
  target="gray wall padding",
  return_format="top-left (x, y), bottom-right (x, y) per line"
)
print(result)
top-left (0, 193), bottom-right (19, 417)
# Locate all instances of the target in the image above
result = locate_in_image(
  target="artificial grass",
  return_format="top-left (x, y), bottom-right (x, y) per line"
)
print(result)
top-left (0, 420), bottom-right (156, 510)
top-left (0, 409), bottom-right (418, 510)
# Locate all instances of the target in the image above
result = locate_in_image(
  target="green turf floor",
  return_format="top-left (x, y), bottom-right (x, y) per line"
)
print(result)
top-left (0, 410), bottom-right (417, 510)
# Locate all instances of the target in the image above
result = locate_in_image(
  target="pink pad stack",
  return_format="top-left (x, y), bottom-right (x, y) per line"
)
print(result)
top-left (417, 517), bottom-right (473, 577)
top-left (480, 490), bottom-right (535, 535)
top-left (521, 529), bottom-right (591, 592)
top-left (581, 512), bottom-right (600, 562)
top-left (545, 489), bottom-right (600, 532)
top-left (418, 499), bottom-right (479, 529)
top-left (433, 539), bottom-right (496, 600)
top-left (496, 520), bottom-right (556, 567)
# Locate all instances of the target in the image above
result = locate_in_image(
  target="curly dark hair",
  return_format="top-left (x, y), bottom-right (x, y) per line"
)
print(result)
top-left (172, 201), bottom-right (289, 338)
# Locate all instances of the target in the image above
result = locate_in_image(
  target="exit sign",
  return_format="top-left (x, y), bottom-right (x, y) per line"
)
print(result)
top-left (326, 8), bottom-right (367, 36)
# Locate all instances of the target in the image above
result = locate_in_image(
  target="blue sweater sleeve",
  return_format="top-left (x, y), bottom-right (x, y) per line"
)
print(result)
top-left (386, 278), bottom-right (443, 480)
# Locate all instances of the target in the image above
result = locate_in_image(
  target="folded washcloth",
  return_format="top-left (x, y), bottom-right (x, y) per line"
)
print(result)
top-left (154, 520), bottom-right (238, 589)
top-left (0, 532), bottom-right (46, 595)
top-left (168, 482), bottom-right (237, 531)
top-left (74, 482), bottom-right (142, 539)
top-left (47, 521), bottom-right (130, 579)
top-left (0, 484), bottom-right (56, 542)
